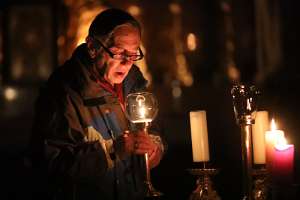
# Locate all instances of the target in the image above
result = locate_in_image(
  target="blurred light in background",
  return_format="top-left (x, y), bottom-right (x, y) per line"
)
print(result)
top-left (128, 5), bottom-right (141, 16)
top-left (171, 80), bottom-right (182, 98)
top-left (176, 54), bottom-right (193, 87)
top-left (4, 87), bottom-right (18, 101)
top-left (169, 3), bottom-right (181, 14)
top-left (227, 62), bottom-right (240, 82)
top-left (169, 2), bottom-right (193, 87)
top-left (11, 59), bottom-right (23, 79)
top-left (38, 64), bottom-right (51, 79)
top-left (186, 33), bottom-right (197, 51)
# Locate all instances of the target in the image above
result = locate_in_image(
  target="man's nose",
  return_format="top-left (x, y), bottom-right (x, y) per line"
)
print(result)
top-left (120, 57), bottom-right (133, 65)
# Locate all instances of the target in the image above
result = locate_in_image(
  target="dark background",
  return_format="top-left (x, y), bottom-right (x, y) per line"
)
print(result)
top-left (0, 0), bottom-right (299, 200)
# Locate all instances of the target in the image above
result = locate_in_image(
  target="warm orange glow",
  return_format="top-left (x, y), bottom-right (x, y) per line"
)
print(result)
top-left (75, 7), bottom-right (105, 47)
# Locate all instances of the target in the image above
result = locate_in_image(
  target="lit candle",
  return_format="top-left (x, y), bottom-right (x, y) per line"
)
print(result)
top-left (272, 137), bottom-right (294, 185)
top-left (265, 119), bottom-right (285, 170)
top-left (252, 111), bottom-right (269, 164)
top-left (189, 110), bottom-right (210, 162)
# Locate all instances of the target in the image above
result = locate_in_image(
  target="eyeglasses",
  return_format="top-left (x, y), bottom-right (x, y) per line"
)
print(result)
top-left (93, 37), bottom-right (144, 61)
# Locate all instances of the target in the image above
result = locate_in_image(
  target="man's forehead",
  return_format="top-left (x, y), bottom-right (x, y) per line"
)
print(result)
top-left (113, 24), bottom-right (140, 38)
top-left (113, 25), bottom-right (141, 49)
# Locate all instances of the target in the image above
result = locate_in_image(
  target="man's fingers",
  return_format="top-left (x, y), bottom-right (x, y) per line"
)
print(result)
top-left (134, 141), bottom-right (157, 155)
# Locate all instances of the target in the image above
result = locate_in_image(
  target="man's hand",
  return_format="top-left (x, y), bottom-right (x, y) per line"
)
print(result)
top-left (134, 131), bottom-right (163, 168)
top-left (114, 131), bottom-right (135, 159)
top-left (114, 130), bottom-right (163, 168)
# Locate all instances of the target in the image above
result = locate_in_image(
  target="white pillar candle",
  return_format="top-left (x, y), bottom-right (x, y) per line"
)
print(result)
top-left (189, 110), bottom-right (210, 162)
top-left (252, 111), bottom-right (269, 164)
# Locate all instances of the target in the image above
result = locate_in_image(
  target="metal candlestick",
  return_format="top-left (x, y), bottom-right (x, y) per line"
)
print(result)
top-left (124, 92), bottom-right (163, 198)
top-left (143, 122), bottom-right (163, 197)
top-left (231, 84), bottom-right (260, 200)
top-left (188, 167), bottom-right (221, 200)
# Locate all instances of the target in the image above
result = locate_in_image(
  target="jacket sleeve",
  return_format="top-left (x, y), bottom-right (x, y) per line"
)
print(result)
top-left (31, 83), bottom-right (108, 181)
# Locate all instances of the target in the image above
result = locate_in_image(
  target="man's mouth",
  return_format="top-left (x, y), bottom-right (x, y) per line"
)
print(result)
top-left (116, 72), bottom-right (125, 76)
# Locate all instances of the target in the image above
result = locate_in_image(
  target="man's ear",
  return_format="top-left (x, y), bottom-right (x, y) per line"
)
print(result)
top-left (86, 36), bottom-right (97, 59)
top-left (86, 36), bottom-right (101, 50)
top-left (86, 36), bottom-right (94, 49)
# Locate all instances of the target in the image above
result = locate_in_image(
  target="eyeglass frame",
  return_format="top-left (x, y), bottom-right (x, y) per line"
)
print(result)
top-left (91, 36), bottom-right (144, 61)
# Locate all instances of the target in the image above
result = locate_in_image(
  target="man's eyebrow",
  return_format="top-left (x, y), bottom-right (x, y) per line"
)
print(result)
top-left (111, 46), bottom-right (139, 53)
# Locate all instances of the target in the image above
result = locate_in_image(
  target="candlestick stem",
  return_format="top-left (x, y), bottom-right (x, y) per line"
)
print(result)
top-left (143, 122), bottom-right (163, 197)
top-left (124, 92), bottom-right (162, 198)
top-left (240, 117), bottom-right (254, 200)
top-left (231, 84), bottom-right (260, 200)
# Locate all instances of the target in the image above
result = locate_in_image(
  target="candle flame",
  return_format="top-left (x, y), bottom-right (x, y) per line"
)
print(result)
top-left (138, 99), bottom-right (142, 107)
top-left (136, 95), bottom-right (146, 119)
top-left (139, 106), bottom-right (146, 118)
top-left (271, 119), bottom-right (277, 131)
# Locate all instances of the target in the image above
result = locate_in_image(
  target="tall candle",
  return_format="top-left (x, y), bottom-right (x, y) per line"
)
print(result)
top-left (272, 142), bottom-right (294, 185)
top-left (252, 111), bottom-right (269, 164)
top-left (189, 110), bottom-right (210, 162)
top-left (265, 119), bottom-right (285, 170)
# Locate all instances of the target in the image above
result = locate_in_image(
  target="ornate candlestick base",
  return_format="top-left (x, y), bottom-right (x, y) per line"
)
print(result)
top-left (144, 180), bottom-right (163, 197)
top-left (188, 168), bottom-right (221, 200)
top-left (252, 167), bottom-right (268, 200)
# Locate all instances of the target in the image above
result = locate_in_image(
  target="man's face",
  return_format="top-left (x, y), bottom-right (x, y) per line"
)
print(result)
top-left (102, 24), bottom-right (141, 85)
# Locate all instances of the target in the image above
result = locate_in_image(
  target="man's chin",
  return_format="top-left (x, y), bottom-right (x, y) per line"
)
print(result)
top-left (114, 78), bottom-right (125, 84)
